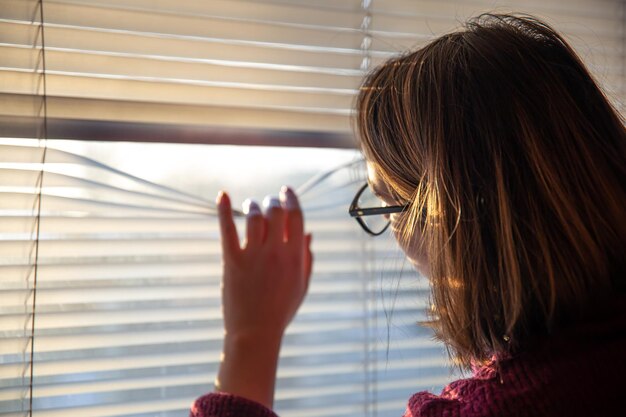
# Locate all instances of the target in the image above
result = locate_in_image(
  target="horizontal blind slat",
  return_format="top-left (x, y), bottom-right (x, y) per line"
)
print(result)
top-left (0, 93), bottom-right (353, 133)
top-left (0, 45), bottom-right (363, 90)
top-left (1, 338), bottom-right (442, 380)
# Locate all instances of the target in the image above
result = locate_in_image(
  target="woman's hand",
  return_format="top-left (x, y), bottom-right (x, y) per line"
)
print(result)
top-left (217, 185), bottom-right (313, 340)
top-left (214, 186), bottom-right (313, 409)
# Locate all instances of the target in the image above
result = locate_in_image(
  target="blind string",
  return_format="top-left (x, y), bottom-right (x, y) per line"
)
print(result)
top-left (28, 0), bottom-right (49, 414)
top-left (358, 1), bottom-right (376, 416)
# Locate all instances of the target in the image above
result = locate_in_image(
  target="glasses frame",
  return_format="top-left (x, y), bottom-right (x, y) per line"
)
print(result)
top-left (348, 182), bottom-right (411, 236)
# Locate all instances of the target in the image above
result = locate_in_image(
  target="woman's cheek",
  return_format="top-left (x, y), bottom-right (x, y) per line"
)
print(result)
top-left (391, 216), bottom-right (430, 277)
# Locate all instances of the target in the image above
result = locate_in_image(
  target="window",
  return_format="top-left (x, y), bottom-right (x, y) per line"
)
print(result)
top-left (1, 137), bottom-right (451, 416)
top-left (1, 1), bottom-right (623, 416)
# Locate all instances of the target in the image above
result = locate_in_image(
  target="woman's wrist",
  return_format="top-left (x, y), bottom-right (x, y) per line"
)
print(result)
top-left (224, 327), bottom-right (285, 346)
top-left (215, 331), bottom-right (284, 409)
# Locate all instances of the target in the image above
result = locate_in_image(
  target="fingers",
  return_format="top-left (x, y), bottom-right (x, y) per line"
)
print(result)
top-left (242, 198), bottom-right (264, 250)
top-left (243, 187), bottom-right (305, 248)
top-left (263, 195), bottom-right (286, 245)
top-left (216, 191), bottom-right (241, 259)
top-left (280, 186), bottom-right (304, 246)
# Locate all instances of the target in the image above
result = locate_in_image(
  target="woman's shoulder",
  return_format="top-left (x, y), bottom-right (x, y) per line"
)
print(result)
top-left (404, 293), bottom-right (626, 417)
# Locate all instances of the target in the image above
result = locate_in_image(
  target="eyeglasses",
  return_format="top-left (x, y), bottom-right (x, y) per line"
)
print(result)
top-left (348, 182), bottom-right (410, 236)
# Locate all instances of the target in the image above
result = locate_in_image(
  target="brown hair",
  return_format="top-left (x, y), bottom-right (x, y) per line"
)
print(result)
top-left (355, 13), bottom-right (626, 368)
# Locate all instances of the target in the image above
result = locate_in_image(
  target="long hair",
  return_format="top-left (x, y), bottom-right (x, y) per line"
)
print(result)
top-left (355, 13), bottom-right (626, 368)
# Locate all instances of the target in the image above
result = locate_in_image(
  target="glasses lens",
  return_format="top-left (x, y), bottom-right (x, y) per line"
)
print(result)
top-left (357, 184), bottom-right (390, 234)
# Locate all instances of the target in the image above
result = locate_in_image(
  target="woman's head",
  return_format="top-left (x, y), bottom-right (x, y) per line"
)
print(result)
top-left (356, 13), bottom-right (626, 368)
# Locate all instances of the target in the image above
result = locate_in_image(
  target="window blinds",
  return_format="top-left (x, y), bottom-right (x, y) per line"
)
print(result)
top-left (1, 0), bottom-right (622, 146)
top-left (0, 1), bottom-right (624, 417)
top-left (0, 138), bottom-right (452, 417)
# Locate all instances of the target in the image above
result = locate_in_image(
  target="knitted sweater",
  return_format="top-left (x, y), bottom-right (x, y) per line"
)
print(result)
top-left (190, 294), bottom-right (626, 417)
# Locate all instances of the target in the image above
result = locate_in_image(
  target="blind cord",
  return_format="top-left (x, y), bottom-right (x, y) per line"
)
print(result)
top-left (28, 0), bottom-right (49, 414)
top-left (359, 2), bottom-right (377, 416)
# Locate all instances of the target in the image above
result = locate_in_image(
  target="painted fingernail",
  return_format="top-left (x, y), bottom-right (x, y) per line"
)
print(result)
top-left (242, 198), bottom-right (261, 216)
top-left (279, 186), bottom-right (297, 211)
top-left (216, 191), bottom-right (224, 205)
top-left (262, 195), bottom-right (280, 210)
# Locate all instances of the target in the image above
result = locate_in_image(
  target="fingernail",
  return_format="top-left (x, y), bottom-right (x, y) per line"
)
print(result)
top-left (279, 186), bottom-right (297, 211)
top-left (242, 198), bottom-right (261, 216)
top-left (216, 191), bottom-right (225, 205)
top-left (262, 195), bottom-right (280, 210)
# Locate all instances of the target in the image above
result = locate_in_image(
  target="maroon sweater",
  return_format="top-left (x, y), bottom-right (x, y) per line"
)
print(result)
top-left (190, 294), bottom-right (626, 417)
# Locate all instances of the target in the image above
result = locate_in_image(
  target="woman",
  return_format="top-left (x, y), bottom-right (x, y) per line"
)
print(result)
top-left (191, 13), bottom-right (625, 417)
